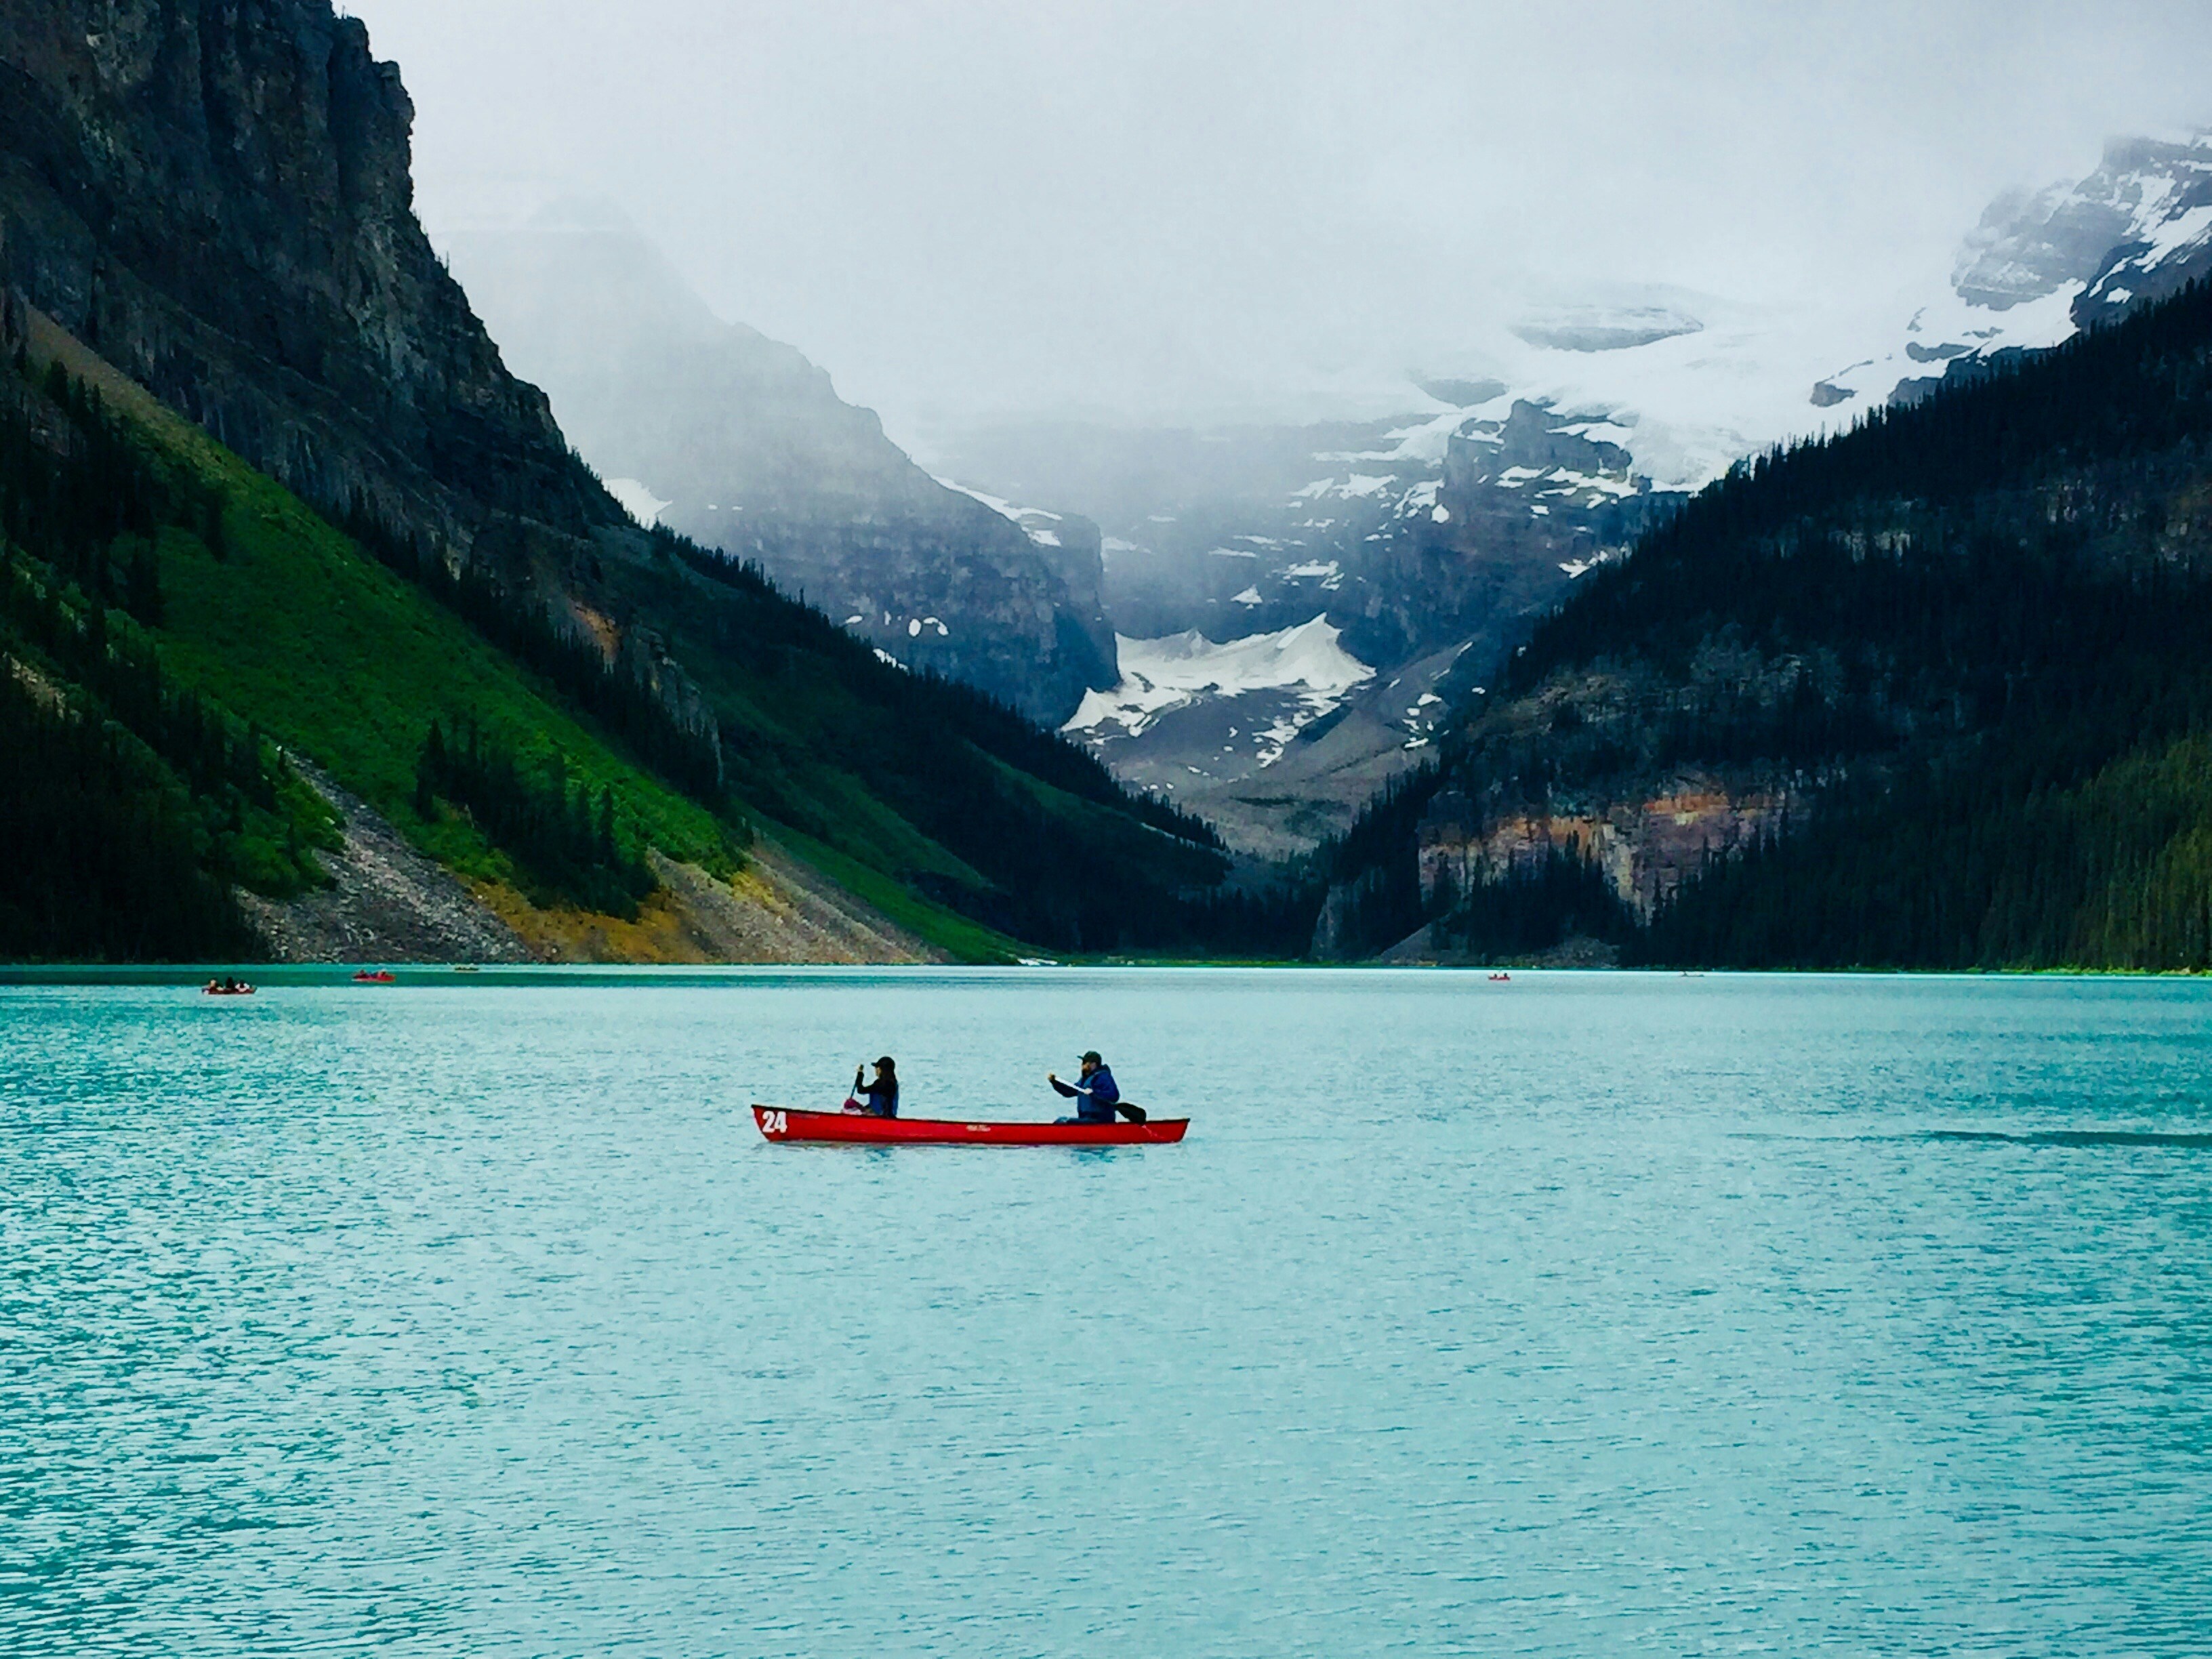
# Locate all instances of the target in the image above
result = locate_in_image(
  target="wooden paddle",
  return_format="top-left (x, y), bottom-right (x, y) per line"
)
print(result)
top-left (1050, 1071), bottom-right (1145, 1124)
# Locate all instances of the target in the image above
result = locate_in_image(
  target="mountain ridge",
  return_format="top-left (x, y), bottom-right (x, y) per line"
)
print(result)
top-left (436, 209), bottom-right (1118, 722)
top-left (930, 128), bottom-right (2212, 860)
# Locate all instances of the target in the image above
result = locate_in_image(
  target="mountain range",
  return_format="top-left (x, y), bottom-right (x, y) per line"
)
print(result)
top-left (405, 131), bottom-right (2212, 870)
top-left (929, 130), bottom-right (2212, 857)
top-left (0, 0), bottom-right (1285, 965)
top-left (1314, 271), bottom-right (2212, 968)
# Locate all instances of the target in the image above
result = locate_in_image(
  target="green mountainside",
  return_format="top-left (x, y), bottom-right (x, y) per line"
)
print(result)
top-left (1320, 280), bottom-right (2212, 970)
top-left (0, 314), bottom-right (1280, 962)
top-left (0, 2), bottom-right (1313, 964)
top-left (0, 331), bottom-right (735, 960)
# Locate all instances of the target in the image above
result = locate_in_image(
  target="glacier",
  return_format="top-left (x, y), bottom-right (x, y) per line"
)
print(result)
top-left (1064, 615), bottom-right (1374, 766)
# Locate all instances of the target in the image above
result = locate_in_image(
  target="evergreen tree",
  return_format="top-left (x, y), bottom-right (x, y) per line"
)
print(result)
top-left (1322, 278), bottom-right (2212, 966)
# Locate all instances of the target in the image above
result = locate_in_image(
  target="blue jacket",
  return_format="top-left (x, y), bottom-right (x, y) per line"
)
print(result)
top-left (1054, 1065), bottom-right (1118, 1122)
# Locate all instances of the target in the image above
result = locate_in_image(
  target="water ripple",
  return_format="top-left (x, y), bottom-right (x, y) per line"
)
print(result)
top-left (3, 972), bottom-right (2211, 1656)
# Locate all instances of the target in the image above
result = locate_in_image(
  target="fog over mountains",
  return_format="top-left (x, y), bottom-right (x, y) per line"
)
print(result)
top-left (359, 0), bottom-right (2212, 430)
top-left (440, 203), bottom-right (1116, 723)
top-left (432, 131), bottom-right (2212, 853)
top-left (1040, 133), bottom-right (2212, 844)
top-left (956, 132), bottom-right (2212, 851)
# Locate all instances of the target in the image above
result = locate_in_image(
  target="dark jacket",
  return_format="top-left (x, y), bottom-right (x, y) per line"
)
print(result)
top-left (1051, 1065), bottom-right (1118, 1122)
top-left (863, 1078), bottom-right (898, 1117)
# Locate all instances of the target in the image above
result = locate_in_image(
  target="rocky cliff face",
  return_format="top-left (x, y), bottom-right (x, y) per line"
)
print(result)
top-left (436, 213), bottom-right (1117, 723)
top-left (0, 0), bottom-right (731, 753)
top-left (1415, 780), bottom-right (1796, 924)
top-left (0, 1), bottom-right (611, 546)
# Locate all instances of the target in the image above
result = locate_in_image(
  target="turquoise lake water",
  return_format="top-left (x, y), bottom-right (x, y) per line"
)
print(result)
top-left (4, 969), bottom-right (2210, 1656)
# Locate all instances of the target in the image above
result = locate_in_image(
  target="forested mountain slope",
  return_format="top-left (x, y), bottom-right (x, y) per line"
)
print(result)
top-left (0, 279), bottom-right (1264, 961)
top-left (0, 0), bottom-right (1272, 962)
top-left (1318, 279), bottom-right (2212, 969)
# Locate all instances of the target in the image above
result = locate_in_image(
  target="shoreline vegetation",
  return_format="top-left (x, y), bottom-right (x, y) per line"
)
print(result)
top-left (4, 962), bottom-right (2208, 987)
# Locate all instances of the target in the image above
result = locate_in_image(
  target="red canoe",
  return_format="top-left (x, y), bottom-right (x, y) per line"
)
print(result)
top-left (752, 1104), bottom-right (1189, 1147)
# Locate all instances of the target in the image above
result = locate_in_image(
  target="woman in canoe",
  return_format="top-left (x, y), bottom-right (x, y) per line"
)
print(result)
top-left (848, 1057), bottom-right (899, 1117)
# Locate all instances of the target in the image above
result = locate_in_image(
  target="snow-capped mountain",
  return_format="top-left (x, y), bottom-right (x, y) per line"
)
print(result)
top-left (1067, 615), bottom-right (1376, 769)
top-left (934, 128), bottom-right (2212, 855)
top-left (934, 395), bottom-right (1679, 851)
top-left (1419, 133), bottom-right (2212, 485)
top-left (1818, 131), bottom-right (2212, 410)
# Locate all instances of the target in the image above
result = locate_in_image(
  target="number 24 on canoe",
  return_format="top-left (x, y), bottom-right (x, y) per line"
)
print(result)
top-left (752, 1105), bottom-right (1189, 1147)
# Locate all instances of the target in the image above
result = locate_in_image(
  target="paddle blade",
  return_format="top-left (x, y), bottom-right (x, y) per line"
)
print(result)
top-left (1115, 1101), bottom-right (1148, 1124)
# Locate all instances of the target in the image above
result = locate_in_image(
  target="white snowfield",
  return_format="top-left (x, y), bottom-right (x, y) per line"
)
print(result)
top-left (930, 475), bottom-right (1067, 548)
top-left (1387, 131), bottom-right (2212, 495)
top-left (1064, 615), bottom-right (1374, 766)
top-left (603, 477), bottom-right (671, 528)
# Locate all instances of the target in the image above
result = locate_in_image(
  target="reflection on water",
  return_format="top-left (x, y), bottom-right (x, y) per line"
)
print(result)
top-left (1745, 1126), bottom-right (2212, 1147)
top-left (1921, 1127), bottom-right (2212, 1148)
top-left (3, 970), bottom-right (2210, 1656)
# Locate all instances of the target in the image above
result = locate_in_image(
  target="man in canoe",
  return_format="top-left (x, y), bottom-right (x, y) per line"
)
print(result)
top-left (849, 1056), bottom-right (899, 1117)
top-left (1048, 1051), bottom-right (1120, 1124)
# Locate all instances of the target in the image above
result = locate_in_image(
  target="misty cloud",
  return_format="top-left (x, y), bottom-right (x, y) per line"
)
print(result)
top-left (350, 0), bottom-right (2212, 450)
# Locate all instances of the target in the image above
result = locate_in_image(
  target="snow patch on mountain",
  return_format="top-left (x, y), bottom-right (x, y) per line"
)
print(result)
top-left (932, 475), bottom-right (1069, 548)
top-left (1065, 615), bottom-right (1374, 765)
top-left (604, 476), bottom-right (670, 527)
top-left (1378, 133), bottom-right (2212, 493)
top-left (1814, 284), bottom-right (2081, 408)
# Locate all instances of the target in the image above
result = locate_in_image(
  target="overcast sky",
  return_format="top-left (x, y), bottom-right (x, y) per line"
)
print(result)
top-left (348, 0), bottom-right (2212, 444)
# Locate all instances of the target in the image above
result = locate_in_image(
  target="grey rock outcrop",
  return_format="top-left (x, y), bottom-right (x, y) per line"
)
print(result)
top-left (0, 1), bottom-right (611, 549)
top-left (237, 766), bottom-right (533, 964)
top-left (1952, 133), bottom-right (2212, 323)
top-left (1827, 130), bottom-right (2212, 411)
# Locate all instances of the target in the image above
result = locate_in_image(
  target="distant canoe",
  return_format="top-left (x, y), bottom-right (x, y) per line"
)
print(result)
top-left (202, 985), bottom-right (256, 996)
top-left (351, 969), bottom-right (396, 983)
top-left (752, 1104), bottom-right (1188, 1147)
